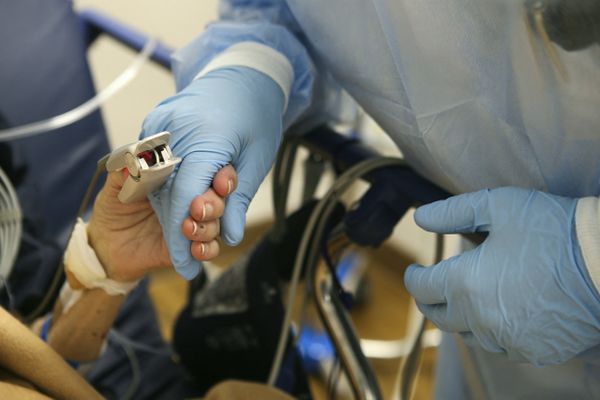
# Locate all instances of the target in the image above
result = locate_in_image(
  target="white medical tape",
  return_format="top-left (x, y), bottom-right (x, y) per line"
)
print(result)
top-left (575, 197), bottom-right (600, 294)
top-left (193, 41), bottom-right (294, 111)
top-left (64, 218), bottom-right (139, 296)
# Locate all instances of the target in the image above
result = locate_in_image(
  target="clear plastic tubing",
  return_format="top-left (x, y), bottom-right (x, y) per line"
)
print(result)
top-left (0, 38), bottom-right (157, 142)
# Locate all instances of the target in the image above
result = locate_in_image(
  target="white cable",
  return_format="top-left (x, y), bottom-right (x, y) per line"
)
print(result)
top-left (0, 38), bottom-right (157, 142)
top-left (1, 167), bottom-right (22, 285)
top-left (360, 329), bottom-right (442, 359)
top-left (0, 166), bottom-right (21, 288)
top-left (109, 330), bottom-right (141, 400)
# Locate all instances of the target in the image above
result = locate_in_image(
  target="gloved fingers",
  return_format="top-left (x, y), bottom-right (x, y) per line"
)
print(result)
top-left (404, 262), bottom-right (448, 305)
top-left (212, 164), bottom-right (238, 198)
top-left (189, 188), bottom-right (226, 222)
top-left (414, 189), bottom-right (493, 234)
top-left (191, 239), bottom-right (220, 261)
top-left (140, 102), bottom-right (178, 139)
top-left (164, 156), bottom-right (223, 279)
top-left (417, 303), bottom-right (468, 332)
top-left (182, 217), bottom-right (220, 243)
top-left (148, 190), bottom-right (167, 236)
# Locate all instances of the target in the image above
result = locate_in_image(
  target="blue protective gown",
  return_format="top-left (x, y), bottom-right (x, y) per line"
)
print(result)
top-left (172, 0), bottom-right (600, 398)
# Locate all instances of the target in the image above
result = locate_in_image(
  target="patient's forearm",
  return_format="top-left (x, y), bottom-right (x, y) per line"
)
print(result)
top-left (47, 216), bottom-right (134, 363)
top-left (48, 289), bottom-right (125, 362)
top-left (0, 381), bottom-right (52, 400)
top-left (0, 308), bottom-right (102, 399)
top-left (0, 368), bottom-right (51, 400)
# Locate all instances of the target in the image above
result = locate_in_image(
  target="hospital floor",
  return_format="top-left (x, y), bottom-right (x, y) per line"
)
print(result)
top-left (148, 223), bottom-right (436, 399)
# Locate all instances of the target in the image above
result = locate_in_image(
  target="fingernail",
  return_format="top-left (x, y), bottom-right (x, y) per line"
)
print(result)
top-left (204, 203), bottom-right (214, 219)
top-left (199, 242), bottom-right (205, 256)
top-left (227, 179), bottom-right (233, 195)
top-left (191, 221), bottom-right (198, 236)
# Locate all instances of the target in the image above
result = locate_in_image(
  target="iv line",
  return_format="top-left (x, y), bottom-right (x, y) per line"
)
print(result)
top-left (0, 38), bottom-right (158, 142)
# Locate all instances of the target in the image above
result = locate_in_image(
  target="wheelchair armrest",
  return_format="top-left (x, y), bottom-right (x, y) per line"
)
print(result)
top-left (79, 9), bottom-right (174, 70)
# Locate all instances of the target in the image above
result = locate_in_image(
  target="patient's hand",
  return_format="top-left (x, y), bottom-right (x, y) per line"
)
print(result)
top-left (87, 165), bottom-right (237, 282)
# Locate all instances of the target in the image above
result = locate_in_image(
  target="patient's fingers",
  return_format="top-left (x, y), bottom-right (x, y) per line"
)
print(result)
top-left (191, 239), bottom-right (220, 261)
top-left (181, 218), bottom-right (220, 242)
top-left (181, 165), bottom-right (236, 262)
top-left (212, 164), bottom-right (238, 198)
top-left (189, 188), bottom-right (225, 222)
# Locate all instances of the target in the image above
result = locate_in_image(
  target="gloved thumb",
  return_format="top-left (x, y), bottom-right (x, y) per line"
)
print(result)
top-left (220, 145), bottom-right (276, 246)
top-left (414, 189), bottom-right (492, 234)
top-left (221, 185), bottom-right (251, 246)
top-left (404, 262), bottom-right (450, 305)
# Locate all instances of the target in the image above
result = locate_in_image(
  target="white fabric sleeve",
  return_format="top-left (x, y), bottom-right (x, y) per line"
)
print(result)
top-left (193, 41), bottom-right (294, 110)
top-left (64, 218), bottom-right (139, 296)
top-left (576, 197), bottom-right (600, 294)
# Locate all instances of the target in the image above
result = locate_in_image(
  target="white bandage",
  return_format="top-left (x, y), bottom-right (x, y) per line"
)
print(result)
top-left (193, 41), bottom-right (294, 111)
top-left (64, 218), bottom-right (139, 296)
top-left (59, 281), bottom-right (83, 314)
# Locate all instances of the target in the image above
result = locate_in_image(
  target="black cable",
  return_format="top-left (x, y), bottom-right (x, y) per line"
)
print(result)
top-left (268, 156), bottom-right (405, 391)
top-left (321, 233), bottom-right (353, 310)
top-left (271, 136), bottom-right (300, 241)
top-left (327, 357), bottom-right (342, 400)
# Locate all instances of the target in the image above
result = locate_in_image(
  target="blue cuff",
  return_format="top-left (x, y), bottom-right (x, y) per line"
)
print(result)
top-left (40, 315), bottom-right (52, 342)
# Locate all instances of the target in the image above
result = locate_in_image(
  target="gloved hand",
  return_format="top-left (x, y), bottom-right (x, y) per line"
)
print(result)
top-left (404, 187), bottom-right (600, 365)
top-left (141, 67), bottom-right (285, 279)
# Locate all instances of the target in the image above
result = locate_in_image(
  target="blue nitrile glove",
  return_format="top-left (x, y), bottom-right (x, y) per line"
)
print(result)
top-left (404, 187), bottom-right (600, 366)
top-left (141, 67), bottom-right (285, 279)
